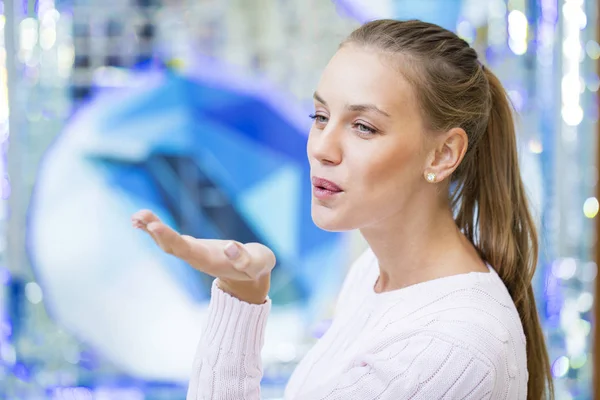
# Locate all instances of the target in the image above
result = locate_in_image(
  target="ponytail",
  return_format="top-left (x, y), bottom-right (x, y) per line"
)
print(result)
top-left (454, 68), bottom-right (554, 400)
top-left (346, 18), bottom-right (554, 400)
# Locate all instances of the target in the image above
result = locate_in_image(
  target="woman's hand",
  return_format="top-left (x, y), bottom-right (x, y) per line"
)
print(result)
top-left (131, 210), bottom-right (275, 304)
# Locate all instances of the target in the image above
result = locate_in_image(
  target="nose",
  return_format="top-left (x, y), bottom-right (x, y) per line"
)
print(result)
top-left (307, 124), bottom-right (343, 166)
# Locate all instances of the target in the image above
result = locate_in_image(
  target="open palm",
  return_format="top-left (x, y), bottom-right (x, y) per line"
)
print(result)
top-left (131, 210), bottom-right (276, 282)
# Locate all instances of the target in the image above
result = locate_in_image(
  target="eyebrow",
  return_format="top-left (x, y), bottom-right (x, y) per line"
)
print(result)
top-left (313, 91), bottom-right (391, 118)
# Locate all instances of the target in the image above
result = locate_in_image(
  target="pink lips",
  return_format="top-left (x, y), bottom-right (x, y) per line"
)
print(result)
top-left (312, 177), bottom-right (343, 200)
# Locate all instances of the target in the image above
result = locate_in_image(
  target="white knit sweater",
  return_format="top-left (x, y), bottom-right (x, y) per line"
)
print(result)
top-left (187, 248), bottom-right (528, 399)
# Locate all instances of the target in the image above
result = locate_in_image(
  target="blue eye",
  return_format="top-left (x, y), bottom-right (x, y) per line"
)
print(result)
top-left (309, 114), bottom-right (328, 124)
top-left (354, 122), bottom-right (376, 134)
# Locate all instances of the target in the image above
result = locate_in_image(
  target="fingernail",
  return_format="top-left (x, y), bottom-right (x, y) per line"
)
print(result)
top-left (224, 242), bottom-right (240, 260)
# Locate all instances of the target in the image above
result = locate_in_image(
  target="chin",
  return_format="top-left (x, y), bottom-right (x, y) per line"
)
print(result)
top-left (311, 207), bottom-right (354, 232)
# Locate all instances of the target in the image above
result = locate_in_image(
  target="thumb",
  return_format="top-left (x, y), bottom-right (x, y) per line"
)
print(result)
top-left (223, 241), bottom-right (275, 280)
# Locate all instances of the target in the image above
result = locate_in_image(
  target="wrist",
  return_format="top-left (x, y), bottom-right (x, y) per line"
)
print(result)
top-left (216, 276), bottom-right (270, 305)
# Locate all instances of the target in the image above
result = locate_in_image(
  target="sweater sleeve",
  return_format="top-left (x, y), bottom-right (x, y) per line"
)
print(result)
top-left (288, 334), bottom-right (497, 400)
top-left (186, 279), bottom-right (271, 400)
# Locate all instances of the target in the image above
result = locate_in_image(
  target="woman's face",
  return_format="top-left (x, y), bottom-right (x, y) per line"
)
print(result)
top-left (307, 45), bottom-right (429, 231)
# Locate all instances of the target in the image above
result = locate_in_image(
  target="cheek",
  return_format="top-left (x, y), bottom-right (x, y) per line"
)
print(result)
top-left (353, 143), bottom-right (422, 192)
top-left (306, 129), bottom-right (315, 157)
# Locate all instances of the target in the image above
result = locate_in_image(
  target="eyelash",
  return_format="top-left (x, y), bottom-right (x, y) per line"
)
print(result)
top-left (308, 114), bottom-right (378, 135)
top-left (308, 113), bottom-right (328, 124)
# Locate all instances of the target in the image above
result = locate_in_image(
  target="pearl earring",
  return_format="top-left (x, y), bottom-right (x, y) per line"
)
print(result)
top-left (425, 172), bottom-right (436, 183)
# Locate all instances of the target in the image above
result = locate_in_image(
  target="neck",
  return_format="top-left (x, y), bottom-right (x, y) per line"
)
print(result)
top-left (360, 195), bottom-right (470, 292)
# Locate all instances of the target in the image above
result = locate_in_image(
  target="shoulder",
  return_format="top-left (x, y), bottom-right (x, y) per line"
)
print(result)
top-left (429, 268), bottom-right (528, 360)
top-left (366, 320), bottom-right (526, 399)
top-left (373, 270), bottom-right (527, 398)
top-left (417, 271), bottom-right (526, 367)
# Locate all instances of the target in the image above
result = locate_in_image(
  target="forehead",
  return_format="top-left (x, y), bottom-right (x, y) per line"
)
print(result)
top-left (316, 45), bottom-right (416, 112)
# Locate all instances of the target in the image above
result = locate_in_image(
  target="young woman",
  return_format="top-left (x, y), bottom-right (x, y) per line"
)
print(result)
top-left (132, 19), bottom-right (553, 399)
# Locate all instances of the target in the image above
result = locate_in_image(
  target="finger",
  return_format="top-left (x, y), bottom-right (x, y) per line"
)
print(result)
top-left (131, 209), bottom-right (160, 226)
top-left (244, 243), bottom-right (276, 278)
top-left (147, 221), bottom-right (191, 259)
top-left (131, 210), bottom-right (163, 243)
top-left (223, 241), bottom-right (276, 280)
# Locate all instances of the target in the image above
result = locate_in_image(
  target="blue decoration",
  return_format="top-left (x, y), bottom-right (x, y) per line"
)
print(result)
top-left (25, 63), bottom-right (345, 382)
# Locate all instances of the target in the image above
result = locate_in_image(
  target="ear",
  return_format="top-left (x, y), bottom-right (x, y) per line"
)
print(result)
top-left (424, 127), bottom-right (468, 182)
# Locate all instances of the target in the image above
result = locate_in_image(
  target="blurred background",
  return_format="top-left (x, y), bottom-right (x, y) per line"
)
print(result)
top-left (0, 0), bottom-right (598, 398)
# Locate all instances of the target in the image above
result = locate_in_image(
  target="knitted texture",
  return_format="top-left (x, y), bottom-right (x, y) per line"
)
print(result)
top-left (187, 249), bottom-right (527, 399)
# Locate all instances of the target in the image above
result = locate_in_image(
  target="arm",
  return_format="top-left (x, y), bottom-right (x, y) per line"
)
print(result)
top-left (287, 334), bottom-right (496, 400)
top-left (186, 249), bottom-right (376, 399)
top-left (130, 212), bottom-right (275, 399)
top-left (186, 280), bottom-right (270, 400)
